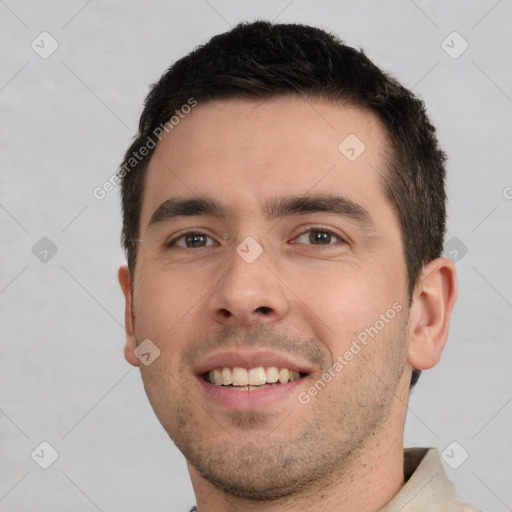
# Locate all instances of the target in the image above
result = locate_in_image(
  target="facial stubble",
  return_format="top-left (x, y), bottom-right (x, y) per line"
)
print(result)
top-left (139, 315), bottom-right (410, 502)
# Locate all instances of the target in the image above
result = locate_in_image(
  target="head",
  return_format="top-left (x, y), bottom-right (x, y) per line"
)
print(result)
top-left (118, 21), bottom-right (456, 503)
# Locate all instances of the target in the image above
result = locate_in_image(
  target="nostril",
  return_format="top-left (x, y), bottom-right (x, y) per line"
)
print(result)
top-left (220, 309), bottom-right (231, 318)
top-left (256, 306), bottom-right (272, 315)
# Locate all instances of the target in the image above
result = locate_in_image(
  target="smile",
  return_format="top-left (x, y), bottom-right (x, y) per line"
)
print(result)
top-left (195, 349), bottom-right (312, 410)
top-left (205, 366), bottom-right (304, 390)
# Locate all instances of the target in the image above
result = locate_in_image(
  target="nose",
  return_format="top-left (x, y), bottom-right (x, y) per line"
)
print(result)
top-left (207, 242), bottom-right (289, 327)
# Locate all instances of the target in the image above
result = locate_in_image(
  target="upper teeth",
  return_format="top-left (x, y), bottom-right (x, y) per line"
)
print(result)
top-left (208, 366), bottom-right (301, 386)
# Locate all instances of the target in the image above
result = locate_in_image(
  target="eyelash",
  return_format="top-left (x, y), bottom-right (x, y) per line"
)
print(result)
top-left (292, 229), bottom-right (345, 246)
top-left (165, 231), bottom-right (217, 248)
top-left (166, 227), bottom-right (347, 248)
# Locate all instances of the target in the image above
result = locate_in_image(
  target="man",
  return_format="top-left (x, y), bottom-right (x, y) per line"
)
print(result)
top-left (117, 21), bottom-right (478, 511)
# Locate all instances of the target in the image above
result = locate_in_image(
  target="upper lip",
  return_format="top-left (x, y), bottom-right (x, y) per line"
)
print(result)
top-left (194, 349), bottom-right (313, 376)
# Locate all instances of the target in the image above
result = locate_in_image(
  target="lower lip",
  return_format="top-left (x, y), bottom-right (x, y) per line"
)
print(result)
top-left (198, 377), bottom-right (304, 411)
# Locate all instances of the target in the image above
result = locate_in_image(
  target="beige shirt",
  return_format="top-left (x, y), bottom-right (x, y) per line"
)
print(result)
top-left (381, 447), bottom-right (480, 511)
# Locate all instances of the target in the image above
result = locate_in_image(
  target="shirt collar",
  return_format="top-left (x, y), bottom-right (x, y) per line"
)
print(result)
top-left (380, 447), bottom-right (457, 511)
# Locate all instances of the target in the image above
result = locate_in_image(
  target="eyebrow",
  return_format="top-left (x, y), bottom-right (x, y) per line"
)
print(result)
top-left (148, 197), bottom-right (232, 228)
top-left (264, 193), bottom-right (374, 229)
top-left (147, 193), bottom-right (374, 230)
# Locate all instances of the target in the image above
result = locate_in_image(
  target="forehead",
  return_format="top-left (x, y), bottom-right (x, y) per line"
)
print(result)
top-left (140, 96), bottom-right (393, 231)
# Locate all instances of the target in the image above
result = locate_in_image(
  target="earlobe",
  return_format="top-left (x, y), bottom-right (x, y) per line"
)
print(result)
top-left (406, 257), bottom-right (457, 371)
top-left (118, 265), bottom-right (140, 367)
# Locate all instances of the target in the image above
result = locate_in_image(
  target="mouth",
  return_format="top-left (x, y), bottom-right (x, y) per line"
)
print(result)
top-left (195, 350), bottom-right (312, 410)
top-left (203, 366), bottom-right (308, 391)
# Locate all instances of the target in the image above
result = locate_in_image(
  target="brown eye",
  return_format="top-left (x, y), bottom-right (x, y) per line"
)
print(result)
top-left (309, 230), bottom-right (333, 244)
top-left (294, 229), bottom-right (343, 245)
top-left (168, 232), bottom-right (215, 248)
top-left (185, 233), bottom-right (207, 247)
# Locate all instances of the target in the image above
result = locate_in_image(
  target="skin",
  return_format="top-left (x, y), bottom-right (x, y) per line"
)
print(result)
top-left (119, 96), bottom-right (457, 512)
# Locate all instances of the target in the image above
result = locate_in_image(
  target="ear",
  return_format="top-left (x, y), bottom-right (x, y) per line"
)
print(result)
top-left (406, 257), bottom-right (457, 370)
top-left (118, 265), bottom-right (140, 367)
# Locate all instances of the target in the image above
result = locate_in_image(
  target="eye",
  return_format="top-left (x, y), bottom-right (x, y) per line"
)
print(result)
top-left (167, 231), bottom-right (217, 248)
top-left (293, 228), bottom-right (345, 245)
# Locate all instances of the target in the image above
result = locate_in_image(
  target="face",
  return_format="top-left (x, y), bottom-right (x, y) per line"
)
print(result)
top-left (122, 97), bottom-right (414, 500)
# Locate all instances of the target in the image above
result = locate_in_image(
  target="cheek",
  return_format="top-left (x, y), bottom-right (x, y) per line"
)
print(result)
top-left (132, 267), bottom-right (208, 342)
top-left (283, 259), bottom-right (405, 353)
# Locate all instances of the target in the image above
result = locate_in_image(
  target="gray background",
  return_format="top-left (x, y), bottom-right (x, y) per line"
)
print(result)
top-left (1, 1), bottom-right (511, 510)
